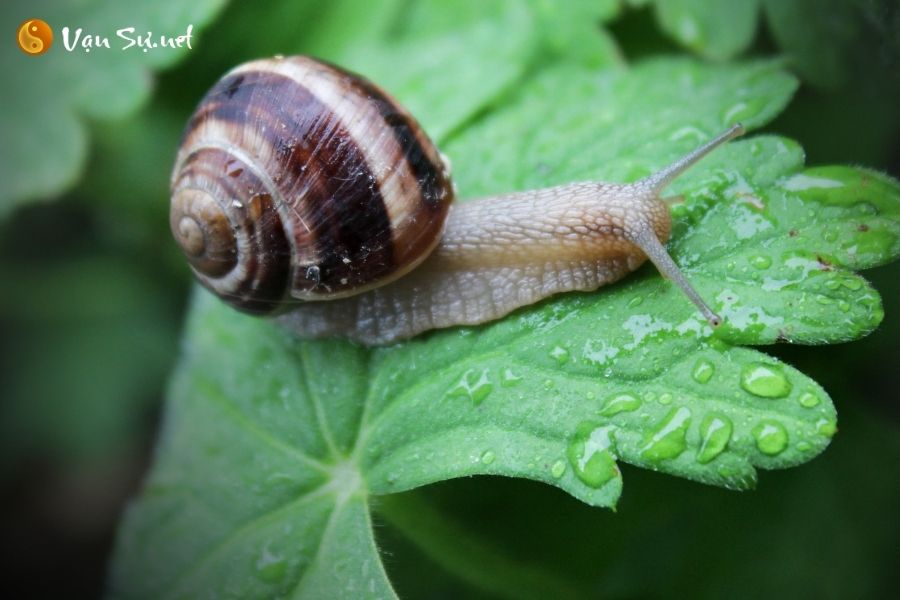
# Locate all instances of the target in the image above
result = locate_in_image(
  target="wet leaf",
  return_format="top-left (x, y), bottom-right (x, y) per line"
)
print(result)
top-left (110, 4), bottom-right (900, 599)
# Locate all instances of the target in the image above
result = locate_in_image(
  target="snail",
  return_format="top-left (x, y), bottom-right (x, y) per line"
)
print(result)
top-left (171, 55), bottom-right (744, 345)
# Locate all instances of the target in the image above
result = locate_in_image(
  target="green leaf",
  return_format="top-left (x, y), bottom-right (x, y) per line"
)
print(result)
top-left (762, 0), bottom-right (863, 88)
top-left (0, 0), bottom-right (226, 216)
top-left (376, 399), bottom-right (900, 598)
top-left (110, 40), bottom-right (900, 596)
top-left (651, 0), bottom-right (760, 60)
top-left (642, 0), bottom-right (897, 92)
top-left (444, 58), bottom-right (796, 194)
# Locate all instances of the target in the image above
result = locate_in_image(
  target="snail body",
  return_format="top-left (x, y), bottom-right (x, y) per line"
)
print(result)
top-left (171, 55), bottom-right (743, 345)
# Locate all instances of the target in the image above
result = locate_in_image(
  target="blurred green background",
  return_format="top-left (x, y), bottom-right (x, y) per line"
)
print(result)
top-left (1, 1), bottom-right (898, 598)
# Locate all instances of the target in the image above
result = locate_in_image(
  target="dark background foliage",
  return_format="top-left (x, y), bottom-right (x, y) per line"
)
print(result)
top-left (1, 1), bottom-right (898, 598)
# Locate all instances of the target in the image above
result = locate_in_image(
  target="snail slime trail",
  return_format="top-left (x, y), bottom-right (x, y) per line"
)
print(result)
top-left (170, 55), bottom-right (744, 345)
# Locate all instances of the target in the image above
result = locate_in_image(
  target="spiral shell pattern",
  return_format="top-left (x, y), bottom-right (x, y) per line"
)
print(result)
top-left (170, 56), bottom-right (454, 314)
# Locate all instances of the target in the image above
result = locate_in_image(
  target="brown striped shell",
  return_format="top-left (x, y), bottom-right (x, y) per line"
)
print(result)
top-left (170, 56), bottom-right (454, 314)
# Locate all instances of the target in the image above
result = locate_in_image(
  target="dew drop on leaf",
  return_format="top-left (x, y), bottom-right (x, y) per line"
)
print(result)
top-left (740, 362), bottom-right (792, 398)
top-left (798, 391), bottom-right (821, 408)
top-left (752, 421), bottom-right (788, 455)
top-left (480, 450), bottom-right (496, 465)
top-left (550, 459), bottom-right (566, 479)
top-left (697, 413), bottom-right (733, 464)
top-left (500, 368), bottom-right (522, 387)
top-left (816, 418), bottom-right (838, 437)
top-left (641, 407), bottom-right (692, 462)
top-left (722, 101), bottom-right (751, 124)
top-left (840, 276), bottom-right (863, 291)
top-left (549, 345), bottom-right (570, 365)
top-left (658, 392), bottom-right (674, 405)
top-left (750, 254), bottom-right (772, 269)
top-left (447, 368), bottom-right (493, 405)
top-left (599, 392), bottom-right (642, 417)
top-left (566, 422), bottom-right (619, 488)
top-left (254, 544), bottom-right (287, 583)
top-left (691, 359), bottom-right (715, 384)
top-left (582, 339), bottom-right (620, 367)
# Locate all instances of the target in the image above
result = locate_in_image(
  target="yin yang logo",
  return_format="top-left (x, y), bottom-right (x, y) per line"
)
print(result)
top-left (17, 19), bottom-right (53, 56)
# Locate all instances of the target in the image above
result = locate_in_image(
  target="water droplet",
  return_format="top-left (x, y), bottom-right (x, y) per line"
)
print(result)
top-left (837, 300), bottom-right (850, 312)
top-left (255, 544), bottom-right (287, 583)
top-left (783, 174), bottom-right (845, 191)
top-left (750, 255), bottom-right (771, 269)
top-left (752, 421), bottom-right (788, 455)
top-left (798, 391), bottom-right (821, 408)
top-left (543, 379), bottom-right (555, 389)
top-left (627, 295), bottom-right (644, 308)
top-left (723, 101), bottom-right (753, 125)
top-left (717, 465), bottom-right (735, 478)
top-left (853, 202), bottom-right (877, 215)
top-left (550, 346), bottom-right (570, 365)
top-left (726, 261), bottom-right (737, 271)
top-left (599, 392), bottom-right (642, 417)
top-left (824, 278), bottom-right (841, 290)
top-left (641, 407), bottom-right (692, 461)
top-left (815, 294), bottom-right (834, 305)
top-left (840, 277), bottom-right (862, 291)
top-left (550, 460), bottom-right (566, 479)
top-left (816, 418), bottom-right (837, 437)
top-left (823, 230), bottom-right (838, 242)
top-left (448, 369), bottom-right (493, 405)
top-left (697, 414), bottom-right (733, 464)
top-left (582, 339), bottom-right (620, 367)
top-left (481, 450), bottom-right (496, 465)
top-left (566, 422), bottom-right (619, 488)
top-left (500, 368), bottom-right (522, 387)
top-left (740, 362), bottom-right (792, 398)
top-left (658, 392), bottom-right (673, 405)
top-left (796, 441), bottom-right (812, 452)
top-left (692, 359), bottom-right (715, 384)
top-left (305, 265), bottom-right (321, 284)
top-left (585, 391), bottom-right (596, 400)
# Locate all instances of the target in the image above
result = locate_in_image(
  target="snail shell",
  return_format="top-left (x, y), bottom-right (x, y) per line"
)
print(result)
top-left (171, 55), bottom-right (744, 344)
top-left (170, 55), bottom-right (454, 314)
